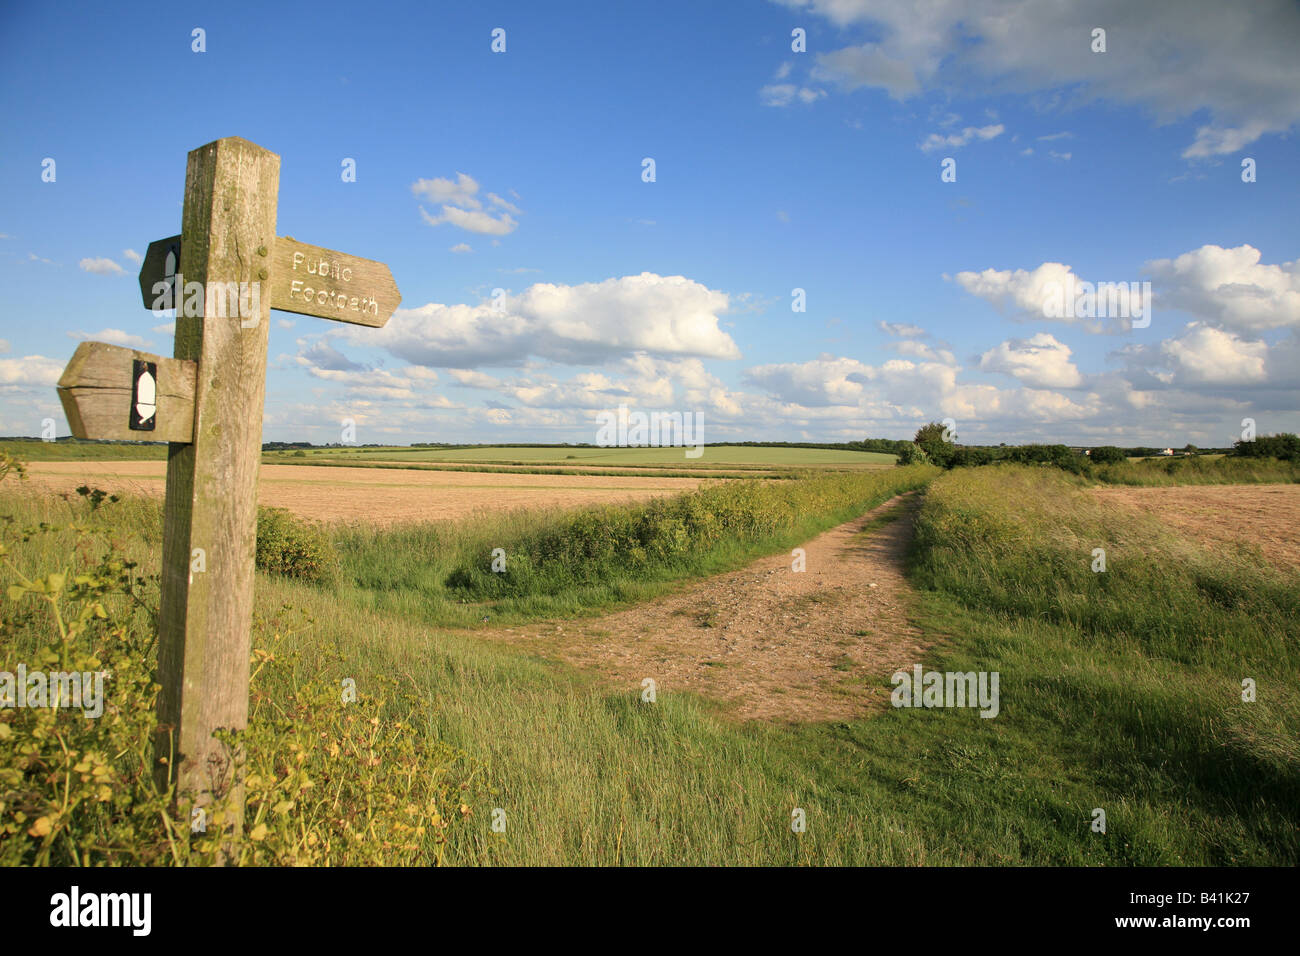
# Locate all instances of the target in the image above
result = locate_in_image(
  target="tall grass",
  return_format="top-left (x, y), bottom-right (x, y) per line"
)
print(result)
top-left (332, 466), bottom-right (937, 627)
top-left (908, 465), bottom-right (1299, 863)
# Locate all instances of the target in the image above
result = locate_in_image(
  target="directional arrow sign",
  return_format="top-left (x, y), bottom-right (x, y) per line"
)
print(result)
top-left (138, 235), bottom-right (401, 327)
top-left (57, 341), bottom-right (197, 443)
top-left (139, 234), bottom-right (183, 312)
top-left (270, 236), bottom-right (400, 327)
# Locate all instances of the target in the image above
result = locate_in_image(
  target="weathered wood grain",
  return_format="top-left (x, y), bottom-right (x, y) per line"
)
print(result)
top-left (138, 235), bottom-right (401, 327)
top-left (56, 342), bottom-right (196, 442)
top-left (268, 236), bottom-right (400, 326)
top-left (154, 137), bottom-right (279, 855)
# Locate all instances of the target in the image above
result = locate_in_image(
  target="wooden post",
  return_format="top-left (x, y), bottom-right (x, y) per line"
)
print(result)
top-left (56, 135), bottom-right (400, 861)
top-left (154, 138), bottom-right (279, 844)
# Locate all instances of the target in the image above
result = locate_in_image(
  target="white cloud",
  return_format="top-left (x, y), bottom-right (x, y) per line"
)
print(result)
top-left (0, 355), bottom-right (63, 387)
top-left (878, 321), bottom-right (926, 337)
top-left (918, 124), bottom-right (1004, 152)
top-left (450, 243), bottom-right (473, 254)
top-left (123, 248), bottom-right (142, 263)
top-left (1145, 244), bottom-right (1300, 332)
top-left (745, 355), bottom-right (876, 406)
top-left (78, 257), bottom-right (124, 275)
top-left (412, 173), bottom-right (482, 208)
top-left (760, 83), bottom-right (826, 106)
top-left (345, 273), bottom-right (739, 368)
top-left (67, 328), bottom-right (150, 348)
top-left (151, 322), bottom-right (175, 334)
top-left (486, 192), bottom-right (522, 215)
top-left (979, 333), bottom-right (1084, 388)
top-left (413, 172), bottom-right (521, 235)
top-left (1160, 324), bottom-right (1269, 385)
top-left (421, 205), bottom-right (517, 236)
top-left (779, 0), bottom-right (1300, 157)
top-left (952, 261), bottom-right (1148, 332)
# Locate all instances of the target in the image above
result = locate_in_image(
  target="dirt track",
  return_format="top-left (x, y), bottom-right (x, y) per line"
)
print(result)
top-left (21, 461), bottom-right (705, 525)
top-left (479, 493), bottom-right (932, 722)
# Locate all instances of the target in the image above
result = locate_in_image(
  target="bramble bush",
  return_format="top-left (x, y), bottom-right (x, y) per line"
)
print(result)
top-left (445, 466), bottom-right (936, 598)
top-left (255, 506), bottom-right (338, 584)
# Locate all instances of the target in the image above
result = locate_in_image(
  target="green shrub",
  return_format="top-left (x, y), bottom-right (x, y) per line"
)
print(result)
top-left (1235, 433), bottom-right (1300, 461)
top-left (895, 443), bottom-right (931, 466)
top-left (256, 507), bottom-right (338, 584)
top-left (1089, 446), bottom-right (1127, 464)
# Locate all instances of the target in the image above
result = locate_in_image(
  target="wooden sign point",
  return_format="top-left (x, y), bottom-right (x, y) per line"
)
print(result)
top-left (57, 342), bottom-right (196, 443)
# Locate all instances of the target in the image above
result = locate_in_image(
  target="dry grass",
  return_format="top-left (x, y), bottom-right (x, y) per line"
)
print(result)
top-left (1089, 483), bottom-right (1300, 572)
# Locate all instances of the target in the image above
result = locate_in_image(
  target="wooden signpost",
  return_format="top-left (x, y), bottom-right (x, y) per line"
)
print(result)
top-left (55, 137), bottom-right (401, 853)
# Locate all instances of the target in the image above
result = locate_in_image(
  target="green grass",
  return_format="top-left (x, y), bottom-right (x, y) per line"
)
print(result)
top-left (0, 440), bottom-right (168, 461)
top-left (2, 460), bottom-right (1295, 865)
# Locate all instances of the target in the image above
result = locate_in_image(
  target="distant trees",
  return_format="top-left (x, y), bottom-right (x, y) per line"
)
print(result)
top-left (1089, 446), bottom-right (1127, 464)
top-left (1234, 433), bottom-right (1300, 461)
top-left (913, 422), bottom-right (956, 468)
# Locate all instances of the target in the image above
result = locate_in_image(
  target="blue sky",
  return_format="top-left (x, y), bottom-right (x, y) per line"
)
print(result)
top-left (2, 0), bottom-right (1298, 447)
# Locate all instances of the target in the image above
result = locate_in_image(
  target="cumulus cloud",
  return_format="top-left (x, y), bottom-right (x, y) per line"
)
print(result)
top-left (345, 273), bottom-right (739, 368)
top-left (1159, 324), bottom-right (1269, 385)
top-left (1145, 244), bottom-right (1300, 333)
top-left (952, 261), bottom-right (1148, 332)
top-left (78, 257), bottom-right (124, 275)
top-left (979, 333), bottom-right (1084, 388)
top-left (122, 249), bottom-right (141, 263)
top-left (449, 243), bottom-right (473, 254)
top-left (778, 0), bottom-right (1300, 157)
top-left (745, 355), bottom-right (876, 406)
top-left (0, 355), bottom-right (63, 387)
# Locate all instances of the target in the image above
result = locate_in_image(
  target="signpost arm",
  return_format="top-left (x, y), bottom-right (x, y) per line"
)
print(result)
top-left (154, 137), bottom-right (280, 852)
